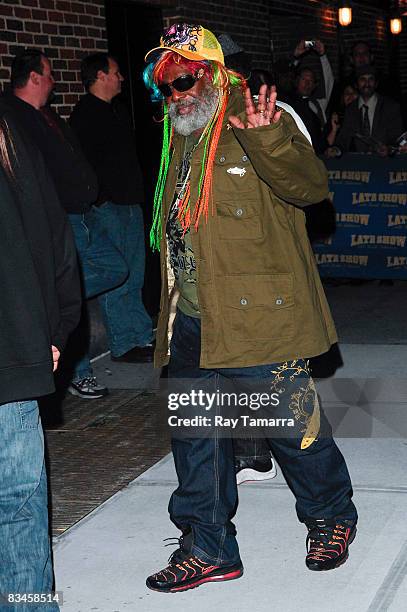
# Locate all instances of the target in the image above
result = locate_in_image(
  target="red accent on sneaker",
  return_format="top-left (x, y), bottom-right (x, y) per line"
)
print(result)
top-left (170, 568), bottom-right (243, 592)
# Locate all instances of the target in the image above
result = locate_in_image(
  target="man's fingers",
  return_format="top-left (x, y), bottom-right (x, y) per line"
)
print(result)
top-left (271, 110), bottom-right (282, 124)
top-left (266, 86), bottom-right (277, 112)
top-left (230, 83), bottom-right (281, 129)
top-left (229, 115), bottom-right (246, 129)
top-left (244, 86), bottom-right (256, 115)
top-left (257, 84), bottom-right (269, 112)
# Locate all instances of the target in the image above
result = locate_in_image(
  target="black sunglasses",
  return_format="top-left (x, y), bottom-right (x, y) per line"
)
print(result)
top-left (158, 70), bottom-right (204, 98)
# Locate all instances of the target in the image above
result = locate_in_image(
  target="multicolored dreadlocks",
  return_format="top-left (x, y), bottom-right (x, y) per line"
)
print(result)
top-left (143, 52), bottom-right (246, 251)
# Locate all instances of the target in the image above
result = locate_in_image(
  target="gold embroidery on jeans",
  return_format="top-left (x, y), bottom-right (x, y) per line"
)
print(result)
top-left (269, 360), bottom-right (320, 447)
top-left (270, 360), bottom-right (311, 394)
top-left (299, 379), bottom-right (320, 449)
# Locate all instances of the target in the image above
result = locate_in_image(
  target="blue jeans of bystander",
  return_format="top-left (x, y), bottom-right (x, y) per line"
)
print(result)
top-left (68, 213), bottom-right (128, 380)
top-left (88, 202), bottom-right (153, 357)
top-left (0, 401), bottom-right (59, 611)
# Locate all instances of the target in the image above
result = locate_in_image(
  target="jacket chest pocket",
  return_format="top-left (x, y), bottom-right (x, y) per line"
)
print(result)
top-left (216, 201), bottom-right (263, 240)
top-left (211, 150), bottom-right (257, 198)
top-left (223, 274), bottom-right (295, 341)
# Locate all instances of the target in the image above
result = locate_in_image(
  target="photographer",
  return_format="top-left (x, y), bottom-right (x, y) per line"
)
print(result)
top-left (287, 39), bottom-right (334, 154)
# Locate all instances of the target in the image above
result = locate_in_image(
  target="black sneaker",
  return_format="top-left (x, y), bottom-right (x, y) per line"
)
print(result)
top-left (235, 453), bottom-right (277, 485)
top-left (146, 535), bottom-right (243, 593)
top-left (68, 377), bottom-right (108, 399)
top-left (306, 519), bottom-right (357, 571)
top-left (111, 343), bottom-right (155, 363)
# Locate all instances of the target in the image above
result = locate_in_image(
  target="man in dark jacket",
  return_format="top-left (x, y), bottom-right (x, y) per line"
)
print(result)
top-left (6, 49), bottom-right (129, 398)
top-left (0, 106), bottom-right (80, 609)
top-left (285, 39), bottom-right (334, 155)
top-left (336, 64), bottom-right (404, 155)
top-left (69, 53), bottom-right (154, 364)
top-left (345, 41), bottom-right (402, 103)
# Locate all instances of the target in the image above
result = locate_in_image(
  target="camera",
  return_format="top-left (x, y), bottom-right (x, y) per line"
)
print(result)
top-left (304, 40), bottom-right (315, 48)
top-left (396, 131), bottom-right (407, 147)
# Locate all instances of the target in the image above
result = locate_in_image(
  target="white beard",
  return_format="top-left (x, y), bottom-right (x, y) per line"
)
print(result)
top-left (168, 83), bottom-right (220, 136)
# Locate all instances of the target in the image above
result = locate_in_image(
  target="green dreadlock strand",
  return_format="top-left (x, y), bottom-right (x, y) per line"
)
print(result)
top-left (229, 72), bottom-right (243, 87)
top-left (150, 107), bottom-right (173, 251)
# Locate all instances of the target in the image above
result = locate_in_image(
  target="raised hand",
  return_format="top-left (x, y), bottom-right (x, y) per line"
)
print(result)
top-left (229, 84), bottom-right (282, 130)
top-left (294, 39), bottom-right (307, 58)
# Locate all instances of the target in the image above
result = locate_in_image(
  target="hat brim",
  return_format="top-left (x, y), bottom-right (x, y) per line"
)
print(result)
top-left (144, 46), bottom-right (223, 65)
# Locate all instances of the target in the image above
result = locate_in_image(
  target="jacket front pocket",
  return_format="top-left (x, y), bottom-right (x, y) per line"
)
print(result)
top-left (223, 274), bottom-right (294, 341)
top-left (216, 202), bottom-right (263, 240)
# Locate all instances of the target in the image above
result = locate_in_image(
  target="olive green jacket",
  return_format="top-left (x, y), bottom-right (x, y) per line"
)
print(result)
top-left (154, 90), bottom-right (337, 368)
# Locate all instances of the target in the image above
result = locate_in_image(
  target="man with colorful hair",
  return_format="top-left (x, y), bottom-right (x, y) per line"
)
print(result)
top-left (144, 24), bottom-right (357, 593)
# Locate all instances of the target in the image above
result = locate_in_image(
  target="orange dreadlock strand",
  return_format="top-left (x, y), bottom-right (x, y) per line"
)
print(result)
top-left (192, 93), bottom-right (228, 231)
top-left (181, 209), bottom-right (191, 236)
top-left (210, 185), bottom-right (215, 217)
top-left (177, 182), bottom-right (191, 233)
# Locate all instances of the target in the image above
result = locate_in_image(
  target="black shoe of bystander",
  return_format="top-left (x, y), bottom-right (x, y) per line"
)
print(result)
top-left (235, 453), bottom-right (277, 485)
top-left (111, 343), bottom-right (155, 363)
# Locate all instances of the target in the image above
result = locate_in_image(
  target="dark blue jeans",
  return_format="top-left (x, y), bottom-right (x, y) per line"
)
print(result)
top-left (68, 212), bottom-right (128, 380)
top-left (168, 311), bottom-right (357, 566)
top-left (88, 203), bottom-right (153, 356)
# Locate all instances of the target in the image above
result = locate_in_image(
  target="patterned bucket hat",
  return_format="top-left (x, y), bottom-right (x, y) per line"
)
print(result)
top-left (145, 23), bottom-right (224, 65)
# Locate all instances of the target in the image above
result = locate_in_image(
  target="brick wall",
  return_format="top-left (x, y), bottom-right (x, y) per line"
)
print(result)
top-left (161, 0), bottom-right (273, 68)
top-left (0, 0), bottom-right (405, 117)
top-left (0, 0), bottom-right (107, 117)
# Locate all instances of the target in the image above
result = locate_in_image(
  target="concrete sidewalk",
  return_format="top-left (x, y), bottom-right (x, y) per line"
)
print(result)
top-left (53, 436), bottom-right (407, 612)
top-left (53, 340), bottom-right (407, 612)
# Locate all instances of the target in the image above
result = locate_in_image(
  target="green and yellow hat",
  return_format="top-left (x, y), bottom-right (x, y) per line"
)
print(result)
top-left (145, 23), bottom-right (224, 66)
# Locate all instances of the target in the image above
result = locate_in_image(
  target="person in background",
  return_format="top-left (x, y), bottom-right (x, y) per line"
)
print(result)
top-left (336, 64), bottom-right (404, 156)
top-left (70, 53), bottom-right (154, 365)
top-left (6, 48), bottom-right (127, 399)
top-left (341, 83), bottom-right (358, 108)
top-left (0, 103), bottom-right (80, 610)
top-left (217, 32), bottom-right (251, 79)
top-left (345, 40), bottom-right (401, 103)
top-left (325, 81), bottom-right (358, 156)
top-left (287, 39), bottom-right (334, 154)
